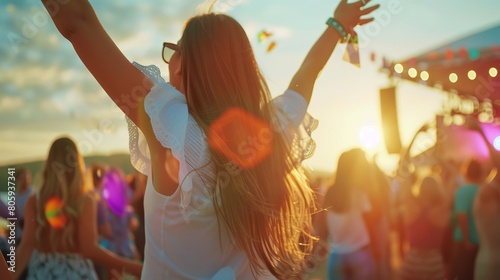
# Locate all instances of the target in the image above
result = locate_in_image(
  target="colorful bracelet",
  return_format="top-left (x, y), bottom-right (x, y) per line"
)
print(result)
top-left (326, 17), bottom-right (348, 43)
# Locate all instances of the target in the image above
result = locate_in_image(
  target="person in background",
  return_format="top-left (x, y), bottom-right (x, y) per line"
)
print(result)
top-left (393, 123), bottom-right (429, 265)
top-left (15, 169), bottom-right (34, 220)
top-left (451, 158), bottom-right (483, 280)
top-left (90, 164), bottom-right (113, 242)
top-left (1, 253), bottom-right (12, 280)
top-left (13, 137), bottom-right (142, 279)
top-left (399, 176), bottom-right (450, 280)
top-left (315, 148), bottom-right (376, 280)
top-left (394, 171), bottom-right (418, 263)
top-left (90, 164), bottom-right (113, 280)
top-left (101, 168), bottom-right (139, 261)
top-left (15, 168), bottom-right (34, 239)
top-left (465, 117), bottom-right (500, 280)
top-left (363, 159), bottom-right (392, 280)
top-left (127, 171), bottom-right (146, 261)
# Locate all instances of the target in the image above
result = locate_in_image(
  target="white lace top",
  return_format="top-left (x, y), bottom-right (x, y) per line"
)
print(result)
top-left (126, 62), bottom-right (318, 279)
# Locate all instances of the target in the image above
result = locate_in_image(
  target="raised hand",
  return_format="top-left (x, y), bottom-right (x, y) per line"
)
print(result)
top-left (334, 0), bottom-right (380, 36)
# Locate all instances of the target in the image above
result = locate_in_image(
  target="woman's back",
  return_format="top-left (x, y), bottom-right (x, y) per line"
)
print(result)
top-left (141, 167), bottom-right (263, 279)
top-left (326, 190), bottom-right (371, 254)
top-left (399, 176), bottom-right (448, 280)
top-left (26, 193), bottom-right (99, 280)
top-left (35, 216), bottom-right (80, 255)
top-left (404, 206), bottom-right (446, 250)
top-left (128, 63), bottom-right (316, 279)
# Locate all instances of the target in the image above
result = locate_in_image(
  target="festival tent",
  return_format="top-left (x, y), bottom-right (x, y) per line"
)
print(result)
top-left (380, 23), bottom-right (500, 160)
top-left (382, 23), bottom-right (500, 119)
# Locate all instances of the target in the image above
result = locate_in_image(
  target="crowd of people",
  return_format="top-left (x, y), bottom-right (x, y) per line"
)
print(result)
top-left (392, 119), bottom-right (500, 280)
top-left (303, 120), bottom-right (500, 280)
top-left (0, 138), bottom-right (144, 279)
top-left (0, 0), bottom-right (499, 279)
top-left (2, 133), bottom-right (498, 279)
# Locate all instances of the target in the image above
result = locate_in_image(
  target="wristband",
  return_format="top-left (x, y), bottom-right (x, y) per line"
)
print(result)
top-left (326, 17), bottom-right (348, 43)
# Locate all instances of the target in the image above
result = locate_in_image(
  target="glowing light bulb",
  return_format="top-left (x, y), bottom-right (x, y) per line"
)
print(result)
top-left (468, 70), bottom-right (476, 80)
top-left (408, 68), bottom-right (417, 78)
top-left (449, 73), bottom-right (458, 83)
top-left (420, 71), bottom-right (429, 81)
top-left (489, 67), bottom-right (498, 78)
top-left (394, 64), bottom-right (403, 74)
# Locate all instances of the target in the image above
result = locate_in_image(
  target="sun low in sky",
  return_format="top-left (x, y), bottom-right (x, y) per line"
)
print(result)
top-left (1, 0), bottom-right (500, 174)
top-left (359, 125), bottom-right (382, 153)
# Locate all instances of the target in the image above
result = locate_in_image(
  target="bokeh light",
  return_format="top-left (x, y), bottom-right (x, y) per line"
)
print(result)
top-left (420, 71), bottom-right (429, 81)
top-left (449, 73), bottom-right (458, 83)
top-left (408, 68), bottom-right (417, 78)
top-left (394, 64), bottom-right (403, 74)
top-left (489, 67), bottom-right (498, 78)
top-left (494, 136), bottom-right (500, 151)
top-left (467, 70), bottom-right (477, 80)
top-left (208, 108), bottom-right (272, 169)
top-left (45, 197), bottom-right (67, 230)
top-left (453, 114), bottom-right (465, 125)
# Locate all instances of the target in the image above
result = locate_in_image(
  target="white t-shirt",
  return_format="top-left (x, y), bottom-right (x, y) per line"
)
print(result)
top-left (326, 190), bottom-right (371, 254)
top-left (126, 63), bottom-right (318, 279)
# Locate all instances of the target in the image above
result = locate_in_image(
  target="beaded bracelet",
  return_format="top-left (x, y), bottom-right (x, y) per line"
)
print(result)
top-left (326, 17), bottom-right (348, 43)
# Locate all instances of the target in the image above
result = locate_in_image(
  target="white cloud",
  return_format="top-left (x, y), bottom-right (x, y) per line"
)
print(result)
top-left (116, 27), bottom-right (156, 54)
top-left (196, 0), bottom-right (248, 14)
top-left (0, 96), bottom-right (24, 111)
top-left (38, 99), bottom-right (64, 114)
top-left (266, 25), bottom-right (292, 39)
top-left (2, 64), bottom-right (63, 89)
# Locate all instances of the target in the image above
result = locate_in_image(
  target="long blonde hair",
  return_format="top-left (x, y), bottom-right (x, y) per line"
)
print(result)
top-left (36, 137), bottom-right (88, 251)
top-left (180, 14), bottom-right (316, 277)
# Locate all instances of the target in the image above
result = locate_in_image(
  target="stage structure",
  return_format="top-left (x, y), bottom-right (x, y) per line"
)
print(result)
top-left (380, 24), bottom-right (500, 162)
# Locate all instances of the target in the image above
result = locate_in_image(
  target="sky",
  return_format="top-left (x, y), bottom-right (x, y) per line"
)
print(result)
top-left (1, 0), bottom-right (500, 174)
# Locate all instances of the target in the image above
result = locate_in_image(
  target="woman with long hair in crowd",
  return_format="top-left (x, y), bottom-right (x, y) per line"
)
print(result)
top-left (315, 148), bottom-right (377, 279)
top-left (13, 137), bottom-right (142, 279)
top-left (41, 0), bottom-right (379, 278)
top-left (398, 176), bottom-right (450, 280)
top-left (42, 0), bottom-right (377, 279)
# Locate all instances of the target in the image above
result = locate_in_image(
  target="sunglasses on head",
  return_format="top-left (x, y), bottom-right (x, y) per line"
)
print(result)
top-left (162, 42), bottom-right (180, 64)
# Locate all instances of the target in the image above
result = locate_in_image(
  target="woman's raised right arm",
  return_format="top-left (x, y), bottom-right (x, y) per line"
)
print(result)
top-left (288, 0), bottom-right (379, 104)
top-left (41, 0), bottom-right (153, 130)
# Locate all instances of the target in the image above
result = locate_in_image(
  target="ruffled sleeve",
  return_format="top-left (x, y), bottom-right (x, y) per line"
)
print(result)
top-left (126, 62), bottom-right (186, 173)
top-left (271, 89), bottom-right (319, 163)
top-left (125, 63), bottom-right (196, 200)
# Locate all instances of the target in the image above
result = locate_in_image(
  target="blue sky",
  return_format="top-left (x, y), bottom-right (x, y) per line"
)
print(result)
top-left (1, 0), bottom-right (500, 173)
